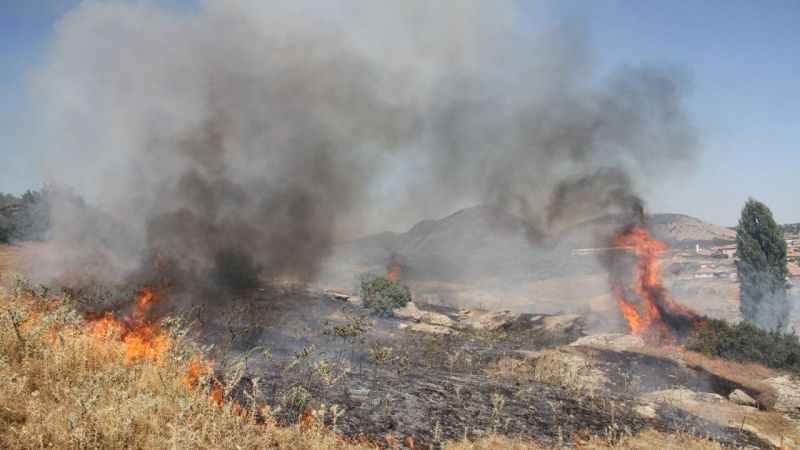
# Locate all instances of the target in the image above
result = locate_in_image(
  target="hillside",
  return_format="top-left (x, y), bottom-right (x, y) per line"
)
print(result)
top-left (334, 205), bottom-right (593, 281)
top-left (333, 206), bottom-right (736, 281)
top-left (648, 213), bottom-right (736, 245)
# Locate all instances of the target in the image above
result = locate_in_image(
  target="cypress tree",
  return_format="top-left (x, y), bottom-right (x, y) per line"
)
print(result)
top-left (736, 198), bottom-right (790, 331)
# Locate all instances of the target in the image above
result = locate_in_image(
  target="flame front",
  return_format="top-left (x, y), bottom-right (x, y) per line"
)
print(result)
top-left (612, 225), bottom-right (698, 343)
top-left (134, 287), bottom-right (156, 320)
top-left (85, 288), bottom-right (228, 405)
top-left (387, 262), bottom-right (401, 282)
top-left (87, 288), bottom-right (171, 364)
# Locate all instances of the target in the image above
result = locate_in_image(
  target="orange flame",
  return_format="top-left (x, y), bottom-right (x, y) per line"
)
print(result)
top-left (387, 262), bottom-right (401, 282)
top-left (181, 357), bottom-right (225, 405)
top-left (612, 225), bottom-right (698, 343)
top-left (181, 357), bottom-right (212, 390)
top-left (87, 288), bottom-right (171, 365)
top-left (85, 288), bottom-right (229, 406)
top-left (121, 323), bottom-right (171, 364)
top-left (134, 287), bottom-right (157, 319)
top-left (210, 382), bottom-right (224, 406)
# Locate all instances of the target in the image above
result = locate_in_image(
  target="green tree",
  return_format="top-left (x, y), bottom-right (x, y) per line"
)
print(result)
top-left (0, 193), bottom-right (20, 243)
top-left (736, 198), bottom-right (790, 331)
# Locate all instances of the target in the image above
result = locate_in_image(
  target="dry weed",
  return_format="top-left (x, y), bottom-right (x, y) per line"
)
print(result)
top-left (0, 287), bottom-right (373, 450)
top-left (0, 280), bottom-right (749, 450)
top-left (487, 349), bottom-right (605, 397)
top-left (445, 429), bottom-right (730, 450)
top-left (634, 344), bottom-right (779, 408)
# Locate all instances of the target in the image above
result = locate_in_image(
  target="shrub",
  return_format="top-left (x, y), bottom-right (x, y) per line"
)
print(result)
top-left (359, 273), bottom-right (411, 316)
top-left (686, 318), bottom-right (800, 374)
top-left (736, 198), bottom-right (790, 331)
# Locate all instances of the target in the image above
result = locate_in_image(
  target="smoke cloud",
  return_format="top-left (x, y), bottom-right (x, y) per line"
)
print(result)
top-left (34, 1), bottom-right (698, 291)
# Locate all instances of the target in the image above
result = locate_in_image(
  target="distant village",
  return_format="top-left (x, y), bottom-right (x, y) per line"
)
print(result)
top-left (570, 230), bottom-right (800, 284)
top-left (672, 231), bottom-right (800, 283)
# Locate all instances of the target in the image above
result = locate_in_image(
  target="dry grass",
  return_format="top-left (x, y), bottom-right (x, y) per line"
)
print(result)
top-left (444, 429), bottom-right (729, 450)
top-left (486, 349), bottom-right (605, 397)
top-left (685, 351), bottom-right (779, 409)
top-left (584, 428), bottom-right (730, 449)
top-left (633, 344), bottom-right (779, 408)
top-left (444, 434), bottom-right (545, 450)
top-left (0, 274), bottom-right (754, 449)
top-left (0, 285), bottom-right (373, 450)
top-left (0, 245), bottom-right (25, 274)
top-left (663, 395), bottom-right (798, 448)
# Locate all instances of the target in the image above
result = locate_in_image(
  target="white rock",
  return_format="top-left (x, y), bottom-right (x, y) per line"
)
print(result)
top-left (541, 314), bottom-right (582, 333)
top-left (326, 290), bottom-right (351, 301)
top-left (399, 322), bottom-right (453, 335)
top-left (728, 389), bottom-right (757, 407)
top-left (393, 302), bottom-right (423, 321)
top-left (421, 311), bottom-right (455, 327)
top-left (634, 403), bottom-right (658, 419)
top-left (460, 309), bottom-right (518, 331)
top-left (640, 388), bottom-right (725, 406)
top-left (570, 333), bottom-right (645, 351)
top-left (764, 375), bottom-right (800, 414)
top-left (394, 302), bottom-right (456, 328)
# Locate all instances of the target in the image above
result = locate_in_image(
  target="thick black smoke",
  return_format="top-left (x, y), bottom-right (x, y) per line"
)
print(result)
top-left (34, 1), bottom-right (698, 292)
top-left (547, 168), bottom-right (643, 234)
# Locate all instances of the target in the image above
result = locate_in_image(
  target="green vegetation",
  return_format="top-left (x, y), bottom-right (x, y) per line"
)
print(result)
top-left (686, 318), bottom-right (800, 374)
top-left (359, 273), bottom-right (411, 316)
top-left (736, 198), bottom-right (789, 331)
top-left (0, 189), bottom-right (52, 243)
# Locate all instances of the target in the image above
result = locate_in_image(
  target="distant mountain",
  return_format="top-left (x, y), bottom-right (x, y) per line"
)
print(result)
top-left (335, 205), bottom-right (599, 280)
top-left (333, 206), bottom-right (737, 281)
top-left (648, 213), bottom-right (736, 245)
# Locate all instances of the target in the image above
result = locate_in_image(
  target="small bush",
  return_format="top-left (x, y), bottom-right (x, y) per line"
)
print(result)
top-left (359, 273), bottom-right (411, 316)
top-left (686, 318), bottom-right (800, 374)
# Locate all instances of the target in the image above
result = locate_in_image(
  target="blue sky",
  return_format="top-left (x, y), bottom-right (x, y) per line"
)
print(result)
top-left (1, 1), bottom-right (798, 226)
top-left (549, 0), bottom-right (800, 226)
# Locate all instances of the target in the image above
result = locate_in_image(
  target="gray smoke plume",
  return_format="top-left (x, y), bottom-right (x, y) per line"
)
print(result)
top-left (33, 1), bottom-right (698, 292)
top-left (547, 168), bottom-right (643, 234)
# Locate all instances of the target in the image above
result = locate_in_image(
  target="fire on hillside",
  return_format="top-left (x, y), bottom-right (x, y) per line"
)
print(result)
top-left (610, 224), bottom-right (706, 344)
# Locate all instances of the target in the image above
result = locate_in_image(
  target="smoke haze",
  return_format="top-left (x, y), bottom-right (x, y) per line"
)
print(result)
top-left (34, 0), bottom-right (698, 290)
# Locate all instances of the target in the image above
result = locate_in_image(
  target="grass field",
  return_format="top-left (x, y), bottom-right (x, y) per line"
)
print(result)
top-left (0, 245), bottom-right (776, 448)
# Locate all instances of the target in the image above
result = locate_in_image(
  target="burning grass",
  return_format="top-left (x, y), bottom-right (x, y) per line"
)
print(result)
top-left (0, 283), bottom-right (375, 450)
top-left (0, 272), bottom-right (771, 449)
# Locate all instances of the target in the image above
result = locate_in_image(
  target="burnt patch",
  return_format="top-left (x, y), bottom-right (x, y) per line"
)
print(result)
top-left (579, 347), bottom-right (771, 405)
